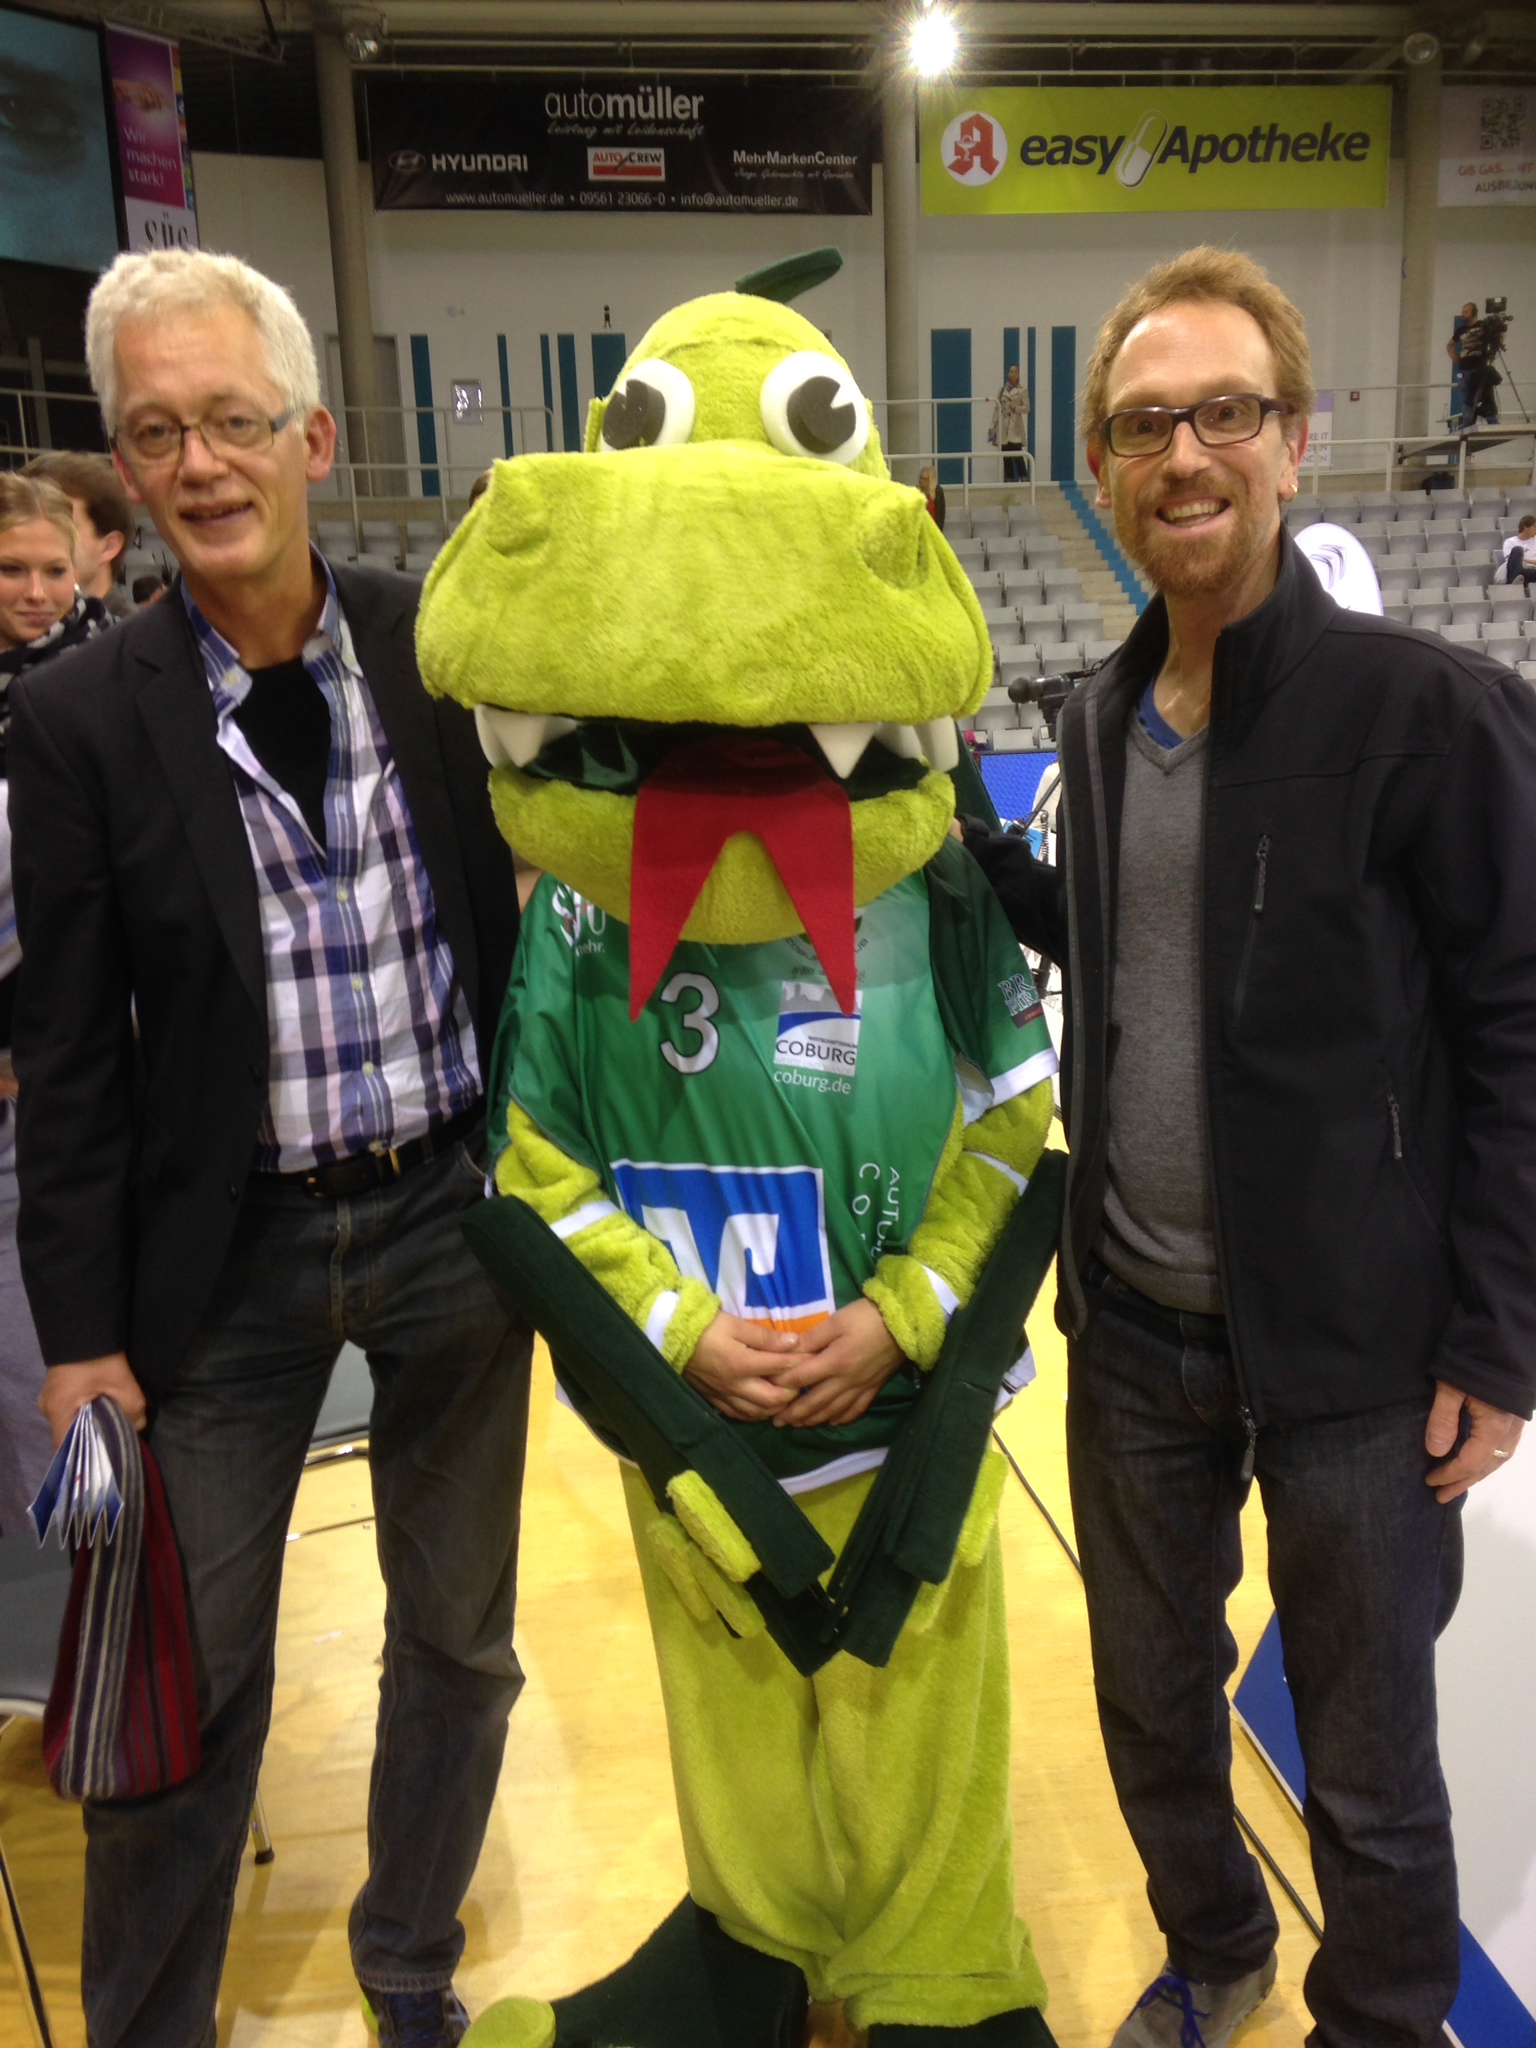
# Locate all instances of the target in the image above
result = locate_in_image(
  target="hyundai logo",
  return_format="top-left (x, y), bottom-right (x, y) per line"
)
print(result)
top-left (389, 149), bottom-right (426, 172)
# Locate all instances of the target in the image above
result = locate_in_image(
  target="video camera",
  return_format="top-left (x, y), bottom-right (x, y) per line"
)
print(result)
top-left (1006, 666), bottom-right (1096, 744)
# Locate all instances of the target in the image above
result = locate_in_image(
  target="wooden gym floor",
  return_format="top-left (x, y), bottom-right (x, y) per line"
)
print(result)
top-left (0, 1275), bottom-right (1324, 2048)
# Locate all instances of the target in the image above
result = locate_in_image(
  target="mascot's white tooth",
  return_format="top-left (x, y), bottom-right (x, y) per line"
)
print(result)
top-left (473, 703), bottom-right (511, 767)
top-left (809, 722), bottom-right (877, 778)
top-left (875, 723), bottom-right (924, 760)
top-left (916, 718), bottom-right (960, 771)
top-left (487, 709), bottom-right (553, 767)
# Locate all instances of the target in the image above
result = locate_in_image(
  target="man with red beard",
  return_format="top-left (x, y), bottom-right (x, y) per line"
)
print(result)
top-left (965, 248), bottom-right (1535, 2047)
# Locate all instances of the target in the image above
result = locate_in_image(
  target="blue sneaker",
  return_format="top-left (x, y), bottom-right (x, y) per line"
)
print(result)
top-left (1110, 1955), bottom-right (1277, 2048)
top-left (361, 1985), bottom-right (472, 2048)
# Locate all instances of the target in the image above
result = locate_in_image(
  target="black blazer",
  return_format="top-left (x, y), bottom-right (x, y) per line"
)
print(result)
top-left (9, 563), bottom-right (518, 1397)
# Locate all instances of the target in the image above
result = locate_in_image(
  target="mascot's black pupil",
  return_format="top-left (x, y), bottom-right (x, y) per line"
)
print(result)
top-left (604, 378), bottom-right (667, 450)
top-left (786, 375), bottom-right (855, 456)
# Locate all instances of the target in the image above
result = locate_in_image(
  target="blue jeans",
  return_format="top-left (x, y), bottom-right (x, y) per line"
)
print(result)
top-left (1067, 1266), bottom-right (1463, 2047)
top-left (80, 1138), bottom-right (532, 2048)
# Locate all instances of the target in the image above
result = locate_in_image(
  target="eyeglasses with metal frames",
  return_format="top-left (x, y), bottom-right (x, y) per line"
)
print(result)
top-left (1100, 393), bottom-right (1293, 459)
top-left (114, 407), bottom-right (295, 467)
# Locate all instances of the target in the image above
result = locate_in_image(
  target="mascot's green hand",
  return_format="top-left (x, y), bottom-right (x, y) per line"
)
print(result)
top-left (667, 1468), bottom-right (762, 1583)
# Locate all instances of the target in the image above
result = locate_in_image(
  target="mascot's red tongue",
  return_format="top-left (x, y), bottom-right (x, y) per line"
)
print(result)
top-left (630, 734), bottom-right (856, 1021)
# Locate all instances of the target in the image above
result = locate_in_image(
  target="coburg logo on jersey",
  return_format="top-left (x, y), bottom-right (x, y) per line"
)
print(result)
top-left (942, 110), bottom-right (1008, 185)
top-left (588, 146), bottom-right (666, 182)
top-left (612, 1160), bottom-right (835, 1332)
top-left (775, 982), bottom-right (861, 1080)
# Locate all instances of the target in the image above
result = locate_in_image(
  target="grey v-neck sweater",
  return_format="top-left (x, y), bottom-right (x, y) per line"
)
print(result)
top-left (1095, 713), bottom-right (1224, 1315)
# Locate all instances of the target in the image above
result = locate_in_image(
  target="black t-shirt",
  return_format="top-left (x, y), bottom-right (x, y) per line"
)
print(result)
top-left (231, 658), bottom-right (332, 848)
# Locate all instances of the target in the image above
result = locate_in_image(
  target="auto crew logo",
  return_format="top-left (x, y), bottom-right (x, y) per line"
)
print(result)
top-left (588, 146), bottom-right (666, 182)
top-left (775, 982), bottom-right (861, 1081)
top-left (942, 110), bottom-right (1007, 185)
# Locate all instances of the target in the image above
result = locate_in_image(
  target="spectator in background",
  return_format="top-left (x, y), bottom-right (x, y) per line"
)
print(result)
top-left (22, 449), bottom-right (136, 620)
top-left (916, 463), bottom-right (946, 532)
top-left (1501, 512), bottom-right (1536, 585)
top-left (131, 568), bottom-right (172, 607)
top-left (994, 362), bottom-right (1030, 483)
top-left (1446, 303), bottom-right (1478, 428)
top-left (0, 472), bottom-right (106, 1534)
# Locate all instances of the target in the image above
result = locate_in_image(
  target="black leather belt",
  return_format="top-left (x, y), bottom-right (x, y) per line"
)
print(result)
top-left (263, 1103), bottom-right (484, 1200)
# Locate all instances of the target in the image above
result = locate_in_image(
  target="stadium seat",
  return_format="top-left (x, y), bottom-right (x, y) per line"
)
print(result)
top-left (356, 550), bottom-right (399, 572)
top-left (1482, 619), bottom-right (1524, 644)
top-left (1043, 570), bottom-right (1084, 604)
top-left (1024, 535), bottom-right (1064, 565)
top-left (1083, 638), bottom-right (1126, 664)
top-left (1448, 596), bottom-right (1491, 627)
top-left (1042, 643), bottom-right (1085, 676)
top-left (998, 646), bottom-right (1041, 684)
top-left (1002, 570), bottom-right (1043, 604)
top-left (970, 508), bottom-right (1010, 538)
top-left (1415, 551), bottom-right (1456, 573)
top-left (1063, 602), bottom-right (1103, 640)
top-left (1442, 622), bottom-right (1482, 644)
top-left (1407, 601), bottom-right (1450, 630)
top-left (1382, 601), bottom-right (1411, 624)
top-left (1020, 604), bottom-right (1064, 645)
top-left (984, 539), bottom-right (1025, 572)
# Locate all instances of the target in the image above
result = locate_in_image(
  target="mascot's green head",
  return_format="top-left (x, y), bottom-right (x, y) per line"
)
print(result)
top-left (416, 267), bottom-right (993, 1013)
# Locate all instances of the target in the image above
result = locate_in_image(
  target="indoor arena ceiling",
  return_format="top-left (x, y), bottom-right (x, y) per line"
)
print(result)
top-left (24, 2), bottom-right (1535, 84)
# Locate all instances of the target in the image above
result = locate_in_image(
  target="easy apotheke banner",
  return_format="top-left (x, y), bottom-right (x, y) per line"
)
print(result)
top-left (369, 75), bottom-right (873, 214)
top-left (922, 86), bottom-right (1389, 215)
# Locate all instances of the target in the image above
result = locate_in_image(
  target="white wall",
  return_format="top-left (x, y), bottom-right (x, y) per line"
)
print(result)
top-left (191, 148), bottom-right (1536, 491)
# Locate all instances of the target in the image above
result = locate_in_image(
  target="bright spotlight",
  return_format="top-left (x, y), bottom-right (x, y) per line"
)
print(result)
top-left (909, 8), bottom-right (960, 78)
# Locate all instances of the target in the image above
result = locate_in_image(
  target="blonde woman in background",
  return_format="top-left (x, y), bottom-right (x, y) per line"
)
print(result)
top-left (0, 472), bottom-right (109, 1533)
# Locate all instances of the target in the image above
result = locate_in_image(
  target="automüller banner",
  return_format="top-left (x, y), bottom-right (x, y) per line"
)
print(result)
top-left (368, 75), bottom-right (873, 214)
top-left (922, 86), bottom-right (1390, 214)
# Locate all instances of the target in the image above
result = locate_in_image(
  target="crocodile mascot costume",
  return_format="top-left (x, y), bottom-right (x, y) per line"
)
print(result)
top-left (414, 250), bottom-right (1065, 2048)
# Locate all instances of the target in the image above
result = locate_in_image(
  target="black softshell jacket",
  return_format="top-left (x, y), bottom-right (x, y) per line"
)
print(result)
top-left (969, 530), bottom-right (1536, 1426)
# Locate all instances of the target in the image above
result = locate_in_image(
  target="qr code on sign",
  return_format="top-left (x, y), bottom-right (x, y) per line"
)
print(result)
top-left (1479, 96), bottom-right (1527, 151)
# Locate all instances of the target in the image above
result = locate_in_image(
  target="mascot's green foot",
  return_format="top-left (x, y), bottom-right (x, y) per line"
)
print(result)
top-left (868, 2010), bottom-right (1057, 2047)
top-left (466, 1900), bottom-right (807, 2048)
top-left (461, 1997), bottom-right (556, 2048)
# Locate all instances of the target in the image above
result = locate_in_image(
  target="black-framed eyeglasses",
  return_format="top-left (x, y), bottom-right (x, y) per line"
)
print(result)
top-left (1100, 393), bottom-right (1292, 459)
top-left (114, 407), bottom-right (295, 468)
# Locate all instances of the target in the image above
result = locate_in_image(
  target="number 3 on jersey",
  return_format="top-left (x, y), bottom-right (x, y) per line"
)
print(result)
top-left (660, 971), bottom-right (719, 1075)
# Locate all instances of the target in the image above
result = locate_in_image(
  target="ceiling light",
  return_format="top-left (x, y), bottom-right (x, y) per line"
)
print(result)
top-left (344, 29), bottom-right (381, 63)
top-left (1402, 30), bottom-right (1441, 66)
top-left (910, 8), bottom-right (960, 77)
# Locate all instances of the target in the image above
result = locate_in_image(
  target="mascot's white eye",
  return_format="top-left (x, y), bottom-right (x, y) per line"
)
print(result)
top-left (760, 351), bottom-right (870, 465)
top-left (599, 359), bottom-right (696, 452)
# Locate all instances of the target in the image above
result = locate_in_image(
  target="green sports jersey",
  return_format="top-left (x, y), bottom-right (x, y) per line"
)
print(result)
top-left (491, 839), bottom-right (1057, 1482)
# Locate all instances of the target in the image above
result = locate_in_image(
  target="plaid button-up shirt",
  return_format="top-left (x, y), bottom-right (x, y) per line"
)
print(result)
top-left (185, 564), bottom-right (480, 1173)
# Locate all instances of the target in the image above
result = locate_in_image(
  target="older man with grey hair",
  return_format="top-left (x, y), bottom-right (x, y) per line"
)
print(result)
top-left (10, 248), bottom-right (531, 2048)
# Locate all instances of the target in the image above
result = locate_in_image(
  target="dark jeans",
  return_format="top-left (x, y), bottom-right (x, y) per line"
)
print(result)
top-left (1067, 1266), bottom-right (1463, 2048)
top-left (1002, 447), bottom-right (1027, 483)
top-left (80, 1138), bottom-right (533, 2048)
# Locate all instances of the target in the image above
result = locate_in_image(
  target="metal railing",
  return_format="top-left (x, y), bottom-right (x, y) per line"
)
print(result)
top-left (7, 382), bottom-right (1533, 553)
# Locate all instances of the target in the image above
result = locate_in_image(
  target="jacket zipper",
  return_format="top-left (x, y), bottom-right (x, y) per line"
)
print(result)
top-left (1231, 834), bottom-right (1270, 1022)
top-left (1058, 719), bottom-right (1093, 1335)
top-left (1200, 738), bottom-right (1262, 1472)
top-left (1388, 1093), bottom-right (1404, 1159)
